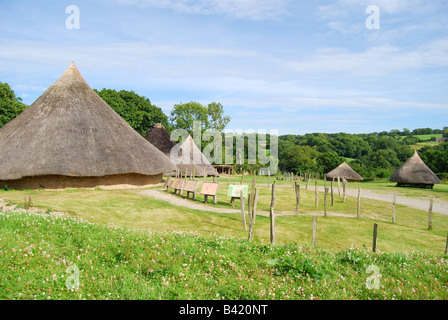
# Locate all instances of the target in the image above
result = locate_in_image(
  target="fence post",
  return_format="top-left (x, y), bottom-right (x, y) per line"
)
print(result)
top-left (252, 187), bottom-right (259, 225)
top-left (270, 183), bottom-right (276, 245)
top-left (270, 206), bottom-right (275, 245)
top-left (392, 192), bottom-right (396, 223)
top-left (324, 187), bottom-right (329, 217)
top-left (342, 178), bottom-right (347, 203)
top-left (337, 176), bottom-right (341, 196)
top-left (372, 223), bottom-right (378, 253)
top-left (331, 178), bottom-right (334, 206)
top-left (240, 190), bottom-right (246, 231)
top-left (294, 182), bottom-right (300, 215)
top-left (312, 215), bottom-right (317, 247)
top-left (357, 187), bottom-right (361, 219)
top-left (247, 191), bottom-right (253, 242)
top-left (428, 198), bottom-right (433, 230)
top-left (445, 232), bottom-right (448, 255)
top-left (315, 178), bottom-right (318, 208)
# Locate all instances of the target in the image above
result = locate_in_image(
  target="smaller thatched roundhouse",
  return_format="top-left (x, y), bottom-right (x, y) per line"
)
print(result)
top-left (390, 150), bottom-right (440, 188)
top-left (325, 162), bottom-right (363, 182)
top-left (145, 123), bottom-right (218, 177)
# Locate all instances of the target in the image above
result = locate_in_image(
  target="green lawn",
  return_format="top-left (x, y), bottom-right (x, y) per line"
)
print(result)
top-left (1, 175), bottom-right (447, 255)
top-left (1, 211), bottom-right (447, 300)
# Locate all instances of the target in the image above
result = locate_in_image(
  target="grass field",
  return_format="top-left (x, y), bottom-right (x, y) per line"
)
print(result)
top-left (1, 175), bottom-right (448, 300)
top-left (398, 134), bottom-right (443, 141)
top-left (1, 175), bottom-right (447, 255)
top-left (1, 211), bottom-right (447, 300)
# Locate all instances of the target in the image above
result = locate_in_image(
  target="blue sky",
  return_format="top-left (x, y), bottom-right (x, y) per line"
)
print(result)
top-left (0, 0), bottom-right (447, 135)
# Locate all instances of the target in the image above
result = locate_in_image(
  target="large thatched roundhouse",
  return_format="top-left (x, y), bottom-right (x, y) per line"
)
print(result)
top-left (325, 161), bottom-right (363, 182)
top-left (390, 150), bottom-right (440, 188)
top-left (0, 62), bottom-right (176, 189)
top-left (145, 123), bottom-right (218, 177)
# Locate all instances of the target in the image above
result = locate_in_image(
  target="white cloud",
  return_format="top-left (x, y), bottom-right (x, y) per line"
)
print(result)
top-left (283, 38), bottom-right (448, 77)
top-left (317, 0), bottom-right (439, 36)
top-left (318, 0), bottom-right (424, 16)
top-left (114, 0), bottom-right (291, 20)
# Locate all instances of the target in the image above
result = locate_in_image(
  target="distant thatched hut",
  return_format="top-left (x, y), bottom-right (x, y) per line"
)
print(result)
top-left (0, 62), bottom-right (176, 189)
top-left (390, 150), bottom-right (440, 188)
top-left (213, 165), bottom-right (234, 174)
top-left (325, 162), bottom-right (363, 182)
top-left (145, 123), bottom-right (218, 177)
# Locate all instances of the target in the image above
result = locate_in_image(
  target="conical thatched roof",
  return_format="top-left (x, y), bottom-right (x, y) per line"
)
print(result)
top-left (0, 62), bottom-right (176, 183)
top-left (176, 135), bottom-right (218, 177)
top-left (325, 162), bottom-right (363, 182)
top-left (390, 150), bottom-right (440, 187)
top-left (145, 124), bottom-right (217, 177)
top-left (144, 123), bottom-right (177, 156)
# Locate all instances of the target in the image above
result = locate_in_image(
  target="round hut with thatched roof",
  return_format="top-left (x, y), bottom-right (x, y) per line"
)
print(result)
top-left (145, 123), bottom-right (218, 177)
top-left (0, 62), bottom-right (176, 189)
top-left (390, 150), bottom-right (440, 189)
top-left (325, 161), bottom-right (363, 182)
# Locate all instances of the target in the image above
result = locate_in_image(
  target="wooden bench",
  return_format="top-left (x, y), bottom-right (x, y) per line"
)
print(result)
top-left (171, 178), bottom-right (184, 195)
top-left (200, 182), bottom-right (219, 204)
top-left (183, 180), bottom-right (199, 200)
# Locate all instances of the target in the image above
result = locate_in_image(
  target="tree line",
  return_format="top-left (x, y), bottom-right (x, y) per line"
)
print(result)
top-left (1, 82), bottom-right (446, 180)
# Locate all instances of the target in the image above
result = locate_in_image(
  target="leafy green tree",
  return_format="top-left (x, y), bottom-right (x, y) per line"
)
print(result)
top-left (402, 128), bottom-right (411, 136)
top-left (280, 145), bottom-right (321, 173)
top-left (169, 101), bottom-right (209, 133)
top-left (95, 89), bottom-right (168, 136)
top-left (207, 102), bottom-right (231, 132)
top-left (420, 143), bottom-right (448, 174)
top-left (317, 151), bottom-right (344, 173)
top-left (0, 82), bottom-right (27, 128)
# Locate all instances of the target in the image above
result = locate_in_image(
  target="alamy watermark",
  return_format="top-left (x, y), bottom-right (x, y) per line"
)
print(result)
top-left (65, 264), bottom-right (80, 291)
top-left (365, 264), bottom-right (381, 289)
top-left (365, 5), bottom-right (380, 30)
top-left (66, 5), bottom-right (80, 30)
top-left (169, 121), bottom-right (278, 175)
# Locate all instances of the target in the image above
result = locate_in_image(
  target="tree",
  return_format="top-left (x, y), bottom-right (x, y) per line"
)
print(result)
top-left (279, 145), bottom-right (321, 173)
top-left (207, 102), bottom-right (231, 132)
top-left (0, 82), bottom-right (28, 128)
top-left (169, 101), bottom-right (209, 134)
top-left (317, 151), bottom-right (344, 173)
top-left (95, 89), bottom-right (168, 136)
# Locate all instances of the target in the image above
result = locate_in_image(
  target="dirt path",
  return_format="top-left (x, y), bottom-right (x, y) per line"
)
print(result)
top-left (140, 185), bottom-right (448, 216)
top-left (139, 189), bottom-right (240, 214)
top-left (307, 185), bottom-right (448, 215)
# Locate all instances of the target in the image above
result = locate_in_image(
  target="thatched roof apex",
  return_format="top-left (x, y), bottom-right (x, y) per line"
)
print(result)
top-left (390, 150), bottom-right (440, 185)
top-left (325, 162), bottom-right (363, 181)
top-left (0, 62), bottom-right (176, 180)
top-left (144, 123), bottom-right (177, 156)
